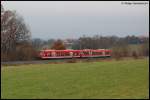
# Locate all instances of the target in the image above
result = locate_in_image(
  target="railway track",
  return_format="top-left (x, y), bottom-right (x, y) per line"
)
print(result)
top-left (1, 57), bottom-right (111, 66)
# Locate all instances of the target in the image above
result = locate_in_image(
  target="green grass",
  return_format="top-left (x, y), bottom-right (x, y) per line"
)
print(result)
top-left (1, 58), bottom-right (149, 99)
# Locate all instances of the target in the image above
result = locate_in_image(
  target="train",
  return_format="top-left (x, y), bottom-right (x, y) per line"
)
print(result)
top-left (39, 49), bottom-right (112, 59)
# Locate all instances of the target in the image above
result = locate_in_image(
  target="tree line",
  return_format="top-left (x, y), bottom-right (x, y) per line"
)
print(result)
top-left (32, 35), bottom-right (149, 60)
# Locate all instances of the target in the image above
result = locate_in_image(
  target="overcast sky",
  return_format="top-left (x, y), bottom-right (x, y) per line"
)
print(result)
top-left (2, 1), bottom-right (149, 40)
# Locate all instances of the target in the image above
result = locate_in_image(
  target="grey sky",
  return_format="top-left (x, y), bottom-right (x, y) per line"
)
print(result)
top-left (2, 1), bottom-right (149, 40)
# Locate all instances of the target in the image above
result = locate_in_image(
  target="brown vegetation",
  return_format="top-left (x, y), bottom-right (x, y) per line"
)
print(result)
top-left (51, 40), bottom-right (66, 50)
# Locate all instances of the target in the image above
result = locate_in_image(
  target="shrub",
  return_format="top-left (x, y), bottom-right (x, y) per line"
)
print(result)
top-left (66, 59), bottom-right (77, 63)
top-left (15, 43), bottom-right (38, 61)
top-left (132, 51), bottom-right (139, 59)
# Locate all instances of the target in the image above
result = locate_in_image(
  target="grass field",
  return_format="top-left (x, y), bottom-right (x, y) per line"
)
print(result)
top-left (1, 58), bottom-right (149, 99)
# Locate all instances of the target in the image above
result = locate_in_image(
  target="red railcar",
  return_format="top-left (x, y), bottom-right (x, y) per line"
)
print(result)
top-left (39, 49), bottom-right (112, 59)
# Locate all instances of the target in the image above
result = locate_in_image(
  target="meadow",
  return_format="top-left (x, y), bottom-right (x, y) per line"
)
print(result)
top-left (1, 58), bottom-right (149, 99)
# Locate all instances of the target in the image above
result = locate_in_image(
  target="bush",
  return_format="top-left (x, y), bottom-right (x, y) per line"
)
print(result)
top-left (15, 43), bottom-right (38, 61)
top-left (1, 42), bottom-right (38, 61)
top-left (112, 47), bottom-right (123, 60)
top-left (132, 51), bottom-right (139, 59)
top-left (1, 53), bottom-right (10, 62)
top-left (1, 52), bottom-right (18, 62)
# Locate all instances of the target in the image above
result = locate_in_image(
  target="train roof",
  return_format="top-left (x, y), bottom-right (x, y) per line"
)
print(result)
top-left (40, 49), bottom-right (111, 52)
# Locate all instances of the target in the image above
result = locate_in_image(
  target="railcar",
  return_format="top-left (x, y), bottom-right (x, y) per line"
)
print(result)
top-left (39, 49), bottom-right (112, 59)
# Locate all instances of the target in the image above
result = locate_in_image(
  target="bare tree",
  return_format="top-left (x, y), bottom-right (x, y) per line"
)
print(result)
top-left (1, 5), bottom-right (31, 61)
top-left (1, 7), bottom-right (30, 53)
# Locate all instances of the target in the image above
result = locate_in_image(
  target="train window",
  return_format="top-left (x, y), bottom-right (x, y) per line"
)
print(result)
top-left (89, 51), bottom-right (92, 55)
top-left (57, 52), bottom-right (61, 56)
top-left (70, 52), bottom-right (73, 56)
top-left (47, 52), bottom-right (51, 56)
top-left (83, 51), bottom-right (89, 55)
top-left (62, 52), bottom-right (65, 56)
top-left (45, 53), bottom-right (47, 56)
top-left (92, 52), bottom-right (96, 55)
top-left (60, 52), bottom-right (64, 56)
top-left (93, 52), bottom-right (95, 55)
top-left (52, 52), bottom-right (56, 57)
top-left (80, 52), bottom-right (84, 55)
top-left (73, 52), bottom-right (76, 56)
top-left (99, 52), bottom-right (102, 55)
top-left (96, 52), bottom-right (98, 55)
top-left (96, 52), bottom-right (99, 55)
top-left (92, 52), bottom-right (94, 55)
top-left (92, 52), bottom-right (102, 55)
top-left (102, 52), bottom-right (105, 55)
top-left (74, 52), bottom-right (79, 56)
top-left (59, 52), bottom-right (61, 56)
top-left (105, 52), bottom-right (110, 55)
top-left (65, 52), bottom-right (70, 56)
top-left (56, 52), bottom-right (58, 56)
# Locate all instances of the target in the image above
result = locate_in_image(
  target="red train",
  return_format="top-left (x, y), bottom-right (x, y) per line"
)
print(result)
top-left (39, 49), bottom-right (112, 59)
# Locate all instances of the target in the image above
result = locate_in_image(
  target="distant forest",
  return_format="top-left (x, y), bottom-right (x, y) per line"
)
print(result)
top-left (32, 35), bottom-right (149, 50)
